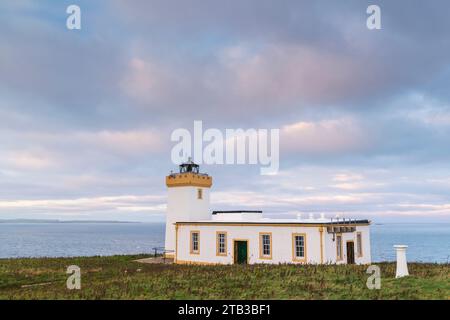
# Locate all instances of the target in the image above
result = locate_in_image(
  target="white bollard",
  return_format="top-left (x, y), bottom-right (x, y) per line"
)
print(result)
top-left (394, 245), bottom-right (409, 278)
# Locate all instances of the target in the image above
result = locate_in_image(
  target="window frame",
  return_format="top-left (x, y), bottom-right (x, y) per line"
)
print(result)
top-left (190, 230), bottom-right (200, 255)
top-left (292, 233), bottom-right (307, 262)
top-left (259, 232), bottom-right (272, 259)
top-left (216, 231), bottom-right (227, 256)
top-left (336, 234), bottom-right (343, 261)
top-left (356, 232), bottom-right (363, 257)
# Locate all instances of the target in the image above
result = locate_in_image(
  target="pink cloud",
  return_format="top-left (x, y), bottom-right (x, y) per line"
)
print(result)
top-left (3, 150), bottom-right (60, 171)
top-left (118, 43), bottom-right (381, 118)
top-left (75, 129), bottom-right (165, 156)
top-left (280, 117), bottom-right (370, 154)
top-left (120, 58), bottom-right (173, 104)
top-left (221, 44), bottom-right (373, 106)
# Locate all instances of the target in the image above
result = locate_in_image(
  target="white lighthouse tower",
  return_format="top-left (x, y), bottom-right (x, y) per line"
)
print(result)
top-left (165, 158), bottom-right (212, 257)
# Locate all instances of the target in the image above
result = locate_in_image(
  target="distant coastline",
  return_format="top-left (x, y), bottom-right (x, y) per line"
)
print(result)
top-left (0, 219), bottom-right (140, 224)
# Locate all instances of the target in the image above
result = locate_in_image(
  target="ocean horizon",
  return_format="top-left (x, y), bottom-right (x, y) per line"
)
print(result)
top-left (0, 222), bottom-right (448, 263)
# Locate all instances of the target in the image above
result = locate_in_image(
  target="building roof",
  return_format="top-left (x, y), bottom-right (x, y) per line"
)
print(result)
top-left (176, 209), bottom-right (370, 226)
top-left (212, 210), bottom-right (263, 215)
top-left (175, 218), bottom-right (371, 226)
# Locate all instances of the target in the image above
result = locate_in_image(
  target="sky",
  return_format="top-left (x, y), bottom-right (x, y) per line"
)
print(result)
top-left (0, 0), bottom-right (450, 223)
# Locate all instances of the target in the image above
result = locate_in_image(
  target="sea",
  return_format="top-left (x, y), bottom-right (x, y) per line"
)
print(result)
top-left (0, 222), bottom-right (449, 263)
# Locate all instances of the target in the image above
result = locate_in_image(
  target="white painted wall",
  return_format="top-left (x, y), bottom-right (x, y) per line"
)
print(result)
top-left (212, 212), bottom-right (262, 221)
top-left (323, 225), bottom-right (371, 265)
top-left (176, 224), bottom-right (371, 265)
top-left (165, 186), bottom-right (210, 253)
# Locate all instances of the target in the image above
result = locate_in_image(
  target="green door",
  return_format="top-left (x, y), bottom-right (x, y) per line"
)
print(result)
top-left (234, 241), bottom-right (248, 264)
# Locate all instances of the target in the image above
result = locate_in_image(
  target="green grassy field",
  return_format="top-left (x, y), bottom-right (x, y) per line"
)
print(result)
top-left (0, 254), bottom-right (448, 299)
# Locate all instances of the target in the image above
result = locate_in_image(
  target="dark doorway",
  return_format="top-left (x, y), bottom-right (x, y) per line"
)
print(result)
top-left (234, 240), bottom-right (248, 264)
top-left (346, 241), bottom-right (355, 264)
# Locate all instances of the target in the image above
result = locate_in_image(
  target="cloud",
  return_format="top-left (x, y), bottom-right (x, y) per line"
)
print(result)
top-left (221, 44), bottom-right (373, 107)
top-left (396, 203), bottom-right (450, 215)
top-left (3, 150), bottom-right (60, 171)
top-left (280, 117), bottom-right (369, 155)
top-left (0, 128), bottom-right (168, 203)
top-left (120, 58), bottom-right (174, 105)
top-left (75, 129), bottom-right (165, 156)
top-left (209, 165), bottom-right (450, 222)
top-left (333, 173), bottom-right (364, 182)
top-left (0, 195), bottom-right (166, 217)
top-left (111, 1), bottom-right (450, 113)
top-left (0, 1), bottom-right (450, 222)
top-left (0, 128), bottom-right (165, 165)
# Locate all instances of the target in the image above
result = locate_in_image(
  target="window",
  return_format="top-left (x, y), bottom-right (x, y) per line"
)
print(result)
top-left (259, 233), bottom-right (272, 259)
top-left (357, 232), bottom-right (363, 257)
top-left (294, 234), bottom-right (305, 260)
top-left (292, 234), bottom-right (306, 261)
top-left (336, 234), bottom-right (343, 261)
top-left (197, 188), bottom-right (203, 199)
top-left (190, 231), bottom-right (200, 254)
top-left (216, 232), bottom-right (227, 256)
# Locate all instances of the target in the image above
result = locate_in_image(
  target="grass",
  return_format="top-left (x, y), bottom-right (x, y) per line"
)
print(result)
top-left (0, 254), bottom-right (448, 299)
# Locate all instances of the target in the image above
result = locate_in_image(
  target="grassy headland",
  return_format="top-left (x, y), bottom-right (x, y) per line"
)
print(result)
top-left (0, 254), bottom-right (448, 299)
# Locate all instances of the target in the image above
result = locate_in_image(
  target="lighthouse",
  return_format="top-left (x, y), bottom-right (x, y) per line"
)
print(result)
top-left (164, 159), bottom-right (371, 265)
top-left (165, 158), bottom-right (212, 257)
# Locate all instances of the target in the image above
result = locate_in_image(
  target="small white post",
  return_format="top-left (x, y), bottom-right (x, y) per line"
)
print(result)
top-left (394, 245), bottom-right (409, 278)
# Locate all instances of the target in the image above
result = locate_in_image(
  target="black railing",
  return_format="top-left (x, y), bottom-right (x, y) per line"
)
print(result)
top-left (151, 247), bottom-right (175, 263)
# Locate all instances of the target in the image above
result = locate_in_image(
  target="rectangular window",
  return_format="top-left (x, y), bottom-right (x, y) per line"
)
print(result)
top-left (197, 188), bottom-right (203, 199)
top-left (216, 232), bottom-right (227, 256)
top-left (259, 233), bottom-right (272, 259)
top-left (336, 234), bottom-right (343, 261)
top-left (357, 232), bottom-right (363, 257)
top-left (293, 234), bottom-right (306, 260)
top-left (190, 231), bottom-right (200, 254)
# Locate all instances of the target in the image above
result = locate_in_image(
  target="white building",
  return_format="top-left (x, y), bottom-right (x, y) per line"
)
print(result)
top-left (165, 160), bottom-right (371, 265)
